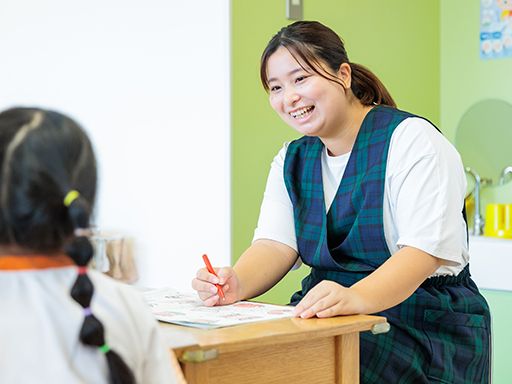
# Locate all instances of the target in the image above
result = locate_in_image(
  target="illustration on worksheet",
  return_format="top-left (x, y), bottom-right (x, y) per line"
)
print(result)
top-left (143, 288), bottom-right (295, 329)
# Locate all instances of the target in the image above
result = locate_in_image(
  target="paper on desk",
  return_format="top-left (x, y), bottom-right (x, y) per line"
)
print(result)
top-left (142, 287), bottom-right (295, 329)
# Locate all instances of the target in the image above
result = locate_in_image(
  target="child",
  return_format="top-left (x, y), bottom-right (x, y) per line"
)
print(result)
top-left (0, 107), bottom-right (177, 383)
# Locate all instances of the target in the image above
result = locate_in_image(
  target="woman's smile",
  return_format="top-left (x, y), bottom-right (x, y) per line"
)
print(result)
top-left (289, 105), bottom-right (315, 120)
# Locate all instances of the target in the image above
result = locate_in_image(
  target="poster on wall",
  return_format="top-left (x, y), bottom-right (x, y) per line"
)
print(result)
top-left (480, 0), bottom-right (512, 59)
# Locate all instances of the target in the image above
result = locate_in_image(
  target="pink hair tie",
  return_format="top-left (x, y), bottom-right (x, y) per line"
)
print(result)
top-left (74, 228), bottom-right (91, 237)
top-left (77, 266), bottom-right (87, 275)
top-left (83, 307), bottom-right (92, 317)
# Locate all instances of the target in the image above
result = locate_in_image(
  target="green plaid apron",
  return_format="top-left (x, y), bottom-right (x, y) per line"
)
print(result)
top-left (284, 106), bottom-right (491, 383)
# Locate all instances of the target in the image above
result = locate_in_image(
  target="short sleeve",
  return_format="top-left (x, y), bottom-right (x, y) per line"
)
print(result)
top-left (387, 118), bottom-right (467, 265)
top-left (252, 143), bottom-right (298, 252)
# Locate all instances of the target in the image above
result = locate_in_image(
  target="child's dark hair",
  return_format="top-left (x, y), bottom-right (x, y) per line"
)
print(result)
top-left (0, 107), bottom-right (135, 384)
top-left (260, 21), bottom-right (396, 108)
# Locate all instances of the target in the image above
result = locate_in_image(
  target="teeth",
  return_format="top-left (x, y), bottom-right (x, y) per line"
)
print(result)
top-left (290, 106), bottom-right (314, 118)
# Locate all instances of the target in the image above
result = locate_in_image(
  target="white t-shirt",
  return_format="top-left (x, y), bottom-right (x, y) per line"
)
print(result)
top-left (253, 117), bottom-right (469, 276)
top-left (0, 267), bottom-right (177, 384)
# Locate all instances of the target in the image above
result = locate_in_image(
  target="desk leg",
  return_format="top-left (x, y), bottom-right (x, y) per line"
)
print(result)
top-left (335, 332), bottom-right (359, 384)
top-left (180, 361), bottom-right (210, 384)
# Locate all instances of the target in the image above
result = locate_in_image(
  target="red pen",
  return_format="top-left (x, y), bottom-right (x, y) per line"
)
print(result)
top-left (202, 254), bottom-right (225, 300)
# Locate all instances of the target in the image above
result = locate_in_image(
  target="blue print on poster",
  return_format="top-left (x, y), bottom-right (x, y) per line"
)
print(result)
top-left (480, 0), bottom-right (512, 59)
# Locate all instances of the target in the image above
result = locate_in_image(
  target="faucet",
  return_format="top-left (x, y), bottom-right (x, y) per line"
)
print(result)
top-left (499, 166), bottom-right (512, 185)
top-left (465, 167), bottom-right (485, 236)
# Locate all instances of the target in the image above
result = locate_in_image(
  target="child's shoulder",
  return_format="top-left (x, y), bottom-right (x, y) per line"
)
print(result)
top-left (88, 270), bottom-right (147, 308)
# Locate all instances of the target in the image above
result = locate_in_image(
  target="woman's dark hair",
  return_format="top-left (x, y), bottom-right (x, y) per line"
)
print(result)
top-left (0, 107), bottom-right (135, 384)
top-left (260, 21), bottom-right (396, 108)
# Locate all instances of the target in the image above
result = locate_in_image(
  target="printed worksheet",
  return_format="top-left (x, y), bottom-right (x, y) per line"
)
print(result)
top-left (142, 288), bottom-right (295, 329)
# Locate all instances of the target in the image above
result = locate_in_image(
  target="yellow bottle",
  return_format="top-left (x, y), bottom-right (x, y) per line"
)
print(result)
top-left (484, 203), bottom-right (512, 238)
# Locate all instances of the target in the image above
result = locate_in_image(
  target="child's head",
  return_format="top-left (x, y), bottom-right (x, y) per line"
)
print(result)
top-left (0, 107), bottom-right (135, 384)
top-left (0, 107), bottom-right (96, 251)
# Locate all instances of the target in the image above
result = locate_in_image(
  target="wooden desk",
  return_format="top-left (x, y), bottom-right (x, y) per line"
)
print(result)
top-left (161, 315), bottom-right (388, 384)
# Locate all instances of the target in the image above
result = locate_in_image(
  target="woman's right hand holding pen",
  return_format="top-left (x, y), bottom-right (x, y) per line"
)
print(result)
top-left (192, 240), bottom-right (299, 307)
top-left (192, 266), bottom-right (241, 306)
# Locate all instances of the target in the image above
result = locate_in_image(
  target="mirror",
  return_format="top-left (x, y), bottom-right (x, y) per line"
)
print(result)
top-left (455, 99), bottom-right (512, 191)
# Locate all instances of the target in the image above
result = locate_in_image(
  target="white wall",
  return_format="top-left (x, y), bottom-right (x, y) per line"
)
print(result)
top-left (0, 0), bottom-right (231, 289)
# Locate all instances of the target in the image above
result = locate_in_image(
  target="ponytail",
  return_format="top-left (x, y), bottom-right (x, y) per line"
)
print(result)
top-left (350, 63), bottom-right (396, 108)
top-left (65, 194), bottom-right (135, 384)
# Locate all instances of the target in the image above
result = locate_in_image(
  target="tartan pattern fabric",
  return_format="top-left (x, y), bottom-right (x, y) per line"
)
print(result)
top-left (292, 267), bottom-right (491, 383)
top-left (284, 105), bottom-right (413, 271)
top-left (284, 106), bottom-right (491, 383)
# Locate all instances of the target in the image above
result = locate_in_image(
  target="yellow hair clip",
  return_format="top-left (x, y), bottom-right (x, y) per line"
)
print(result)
top-left (63, 190), bottom-right (80, 207)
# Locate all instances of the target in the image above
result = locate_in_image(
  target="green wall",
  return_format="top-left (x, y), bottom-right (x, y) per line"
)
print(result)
top-left (232, 0), bottom-right (307, 304)
top-left (440, 1), bottom-right (512, 141)
top-left (441, 1), bottom-right (512, 382)
top-left (232, 0), bottom-right (511, 381)
top-left (232, 0), bottom-right (440, 304)
top-left (440, 0), bottom-right (512, 205)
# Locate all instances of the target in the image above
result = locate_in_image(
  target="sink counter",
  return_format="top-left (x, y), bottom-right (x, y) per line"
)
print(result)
top-left (469, 236), bottom-right (512, 292)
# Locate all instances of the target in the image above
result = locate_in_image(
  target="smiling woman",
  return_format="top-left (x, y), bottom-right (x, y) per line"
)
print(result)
top-left (260, 23), bottom-right (395, 156)
top-left (192, 21), bottom-right (491, 384)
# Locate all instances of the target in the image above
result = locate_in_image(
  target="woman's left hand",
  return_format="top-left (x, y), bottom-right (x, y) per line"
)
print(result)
top-left (293, 280), bottom-right (366, 319)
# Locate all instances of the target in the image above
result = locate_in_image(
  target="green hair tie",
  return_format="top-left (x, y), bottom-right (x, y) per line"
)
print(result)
top-left (99, 344), bottom-right (110, 354)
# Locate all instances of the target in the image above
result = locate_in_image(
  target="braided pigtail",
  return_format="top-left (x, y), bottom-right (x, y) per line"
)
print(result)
top-left (64, 191), bottom-right (135, 384)
top-left (0, 108), bottom-right (137, 383)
